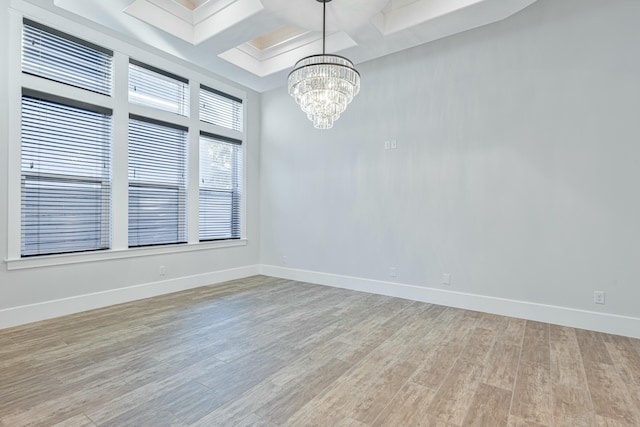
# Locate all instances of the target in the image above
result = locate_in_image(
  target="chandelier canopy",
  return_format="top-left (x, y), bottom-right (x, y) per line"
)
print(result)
top-left (287, 0), bottom-right (360, 129)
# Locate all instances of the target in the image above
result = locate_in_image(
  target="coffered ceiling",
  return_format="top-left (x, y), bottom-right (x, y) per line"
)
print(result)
top-left (43, 0), bottom-right (538, 92)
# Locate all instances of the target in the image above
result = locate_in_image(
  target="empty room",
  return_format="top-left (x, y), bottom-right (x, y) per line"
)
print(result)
top-left (1, 0), bottom-right (639, 425)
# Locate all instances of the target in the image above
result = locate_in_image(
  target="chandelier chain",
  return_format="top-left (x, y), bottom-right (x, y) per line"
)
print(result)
top-left (322, 0), bottom-right (326, 55)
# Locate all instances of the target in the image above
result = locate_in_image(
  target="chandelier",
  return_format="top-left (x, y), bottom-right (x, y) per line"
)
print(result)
top-left (287, 0), bottom-right (360, 129)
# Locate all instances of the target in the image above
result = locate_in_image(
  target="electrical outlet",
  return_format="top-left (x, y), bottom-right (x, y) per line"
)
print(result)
top-left (390, 267), bottom-right (397, 277)
top-left (390, 139), bottom-right (397, 149)
top-left (159, 266), bottom-right (166, 276)
top-left (442, 273), bottom-right (451, 285)
top-left (282, 255), bottom-right (287, 265)
top-left (594, 291), bottom-right (605, 304)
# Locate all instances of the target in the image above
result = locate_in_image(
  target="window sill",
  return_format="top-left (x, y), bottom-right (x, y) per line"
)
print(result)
top-left (4, 239), bottom-right (248, 271)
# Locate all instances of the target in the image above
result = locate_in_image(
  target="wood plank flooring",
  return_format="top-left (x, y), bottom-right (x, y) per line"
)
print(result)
top-left (1, 275), bottom-right (639, 426)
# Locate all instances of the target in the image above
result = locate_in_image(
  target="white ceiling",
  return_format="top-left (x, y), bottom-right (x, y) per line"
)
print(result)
top-left (44, 0), bottom-right (538, 92)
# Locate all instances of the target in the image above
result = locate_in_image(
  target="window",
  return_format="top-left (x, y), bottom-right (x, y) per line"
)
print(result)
top-left (199, 133), bottom-right (242, 240)
top-left (200, 85), bottom-right (243, 131)
top-left (22, 19), bottom-right (112, 95)
top-left (128, 117), bottom-right (187, 247)
top-left (20, 20), bottom-right (113, 257)
top-left (21, 95), bottom-right (112, 256)
top-left (13, 17), bottom-right (246, 263)
top-left (127, 61), bottom-right (190, 247)
top-left (129, 60), bottom-right (189, 116)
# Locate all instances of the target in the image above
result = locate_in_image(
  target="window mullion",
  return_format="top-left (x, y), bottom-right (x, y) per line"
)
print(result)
top-left (111, 51), bottom-right (129, 250)
top-left (187, 79), bottom-right (200, 244)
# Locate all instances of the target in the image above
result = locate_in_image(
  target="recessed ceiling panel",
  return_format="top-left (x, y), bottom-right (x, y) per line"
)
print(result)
top-left (248, 25), bottom-right (307, 51)
top-left (124, 0), bottom-right (264, 45)
top-left (173, 0), bottom-right (209, 11)
top-left (375, 0), bottom-right (486, 35)
top-left (220, 31), bottom-right (358, 77)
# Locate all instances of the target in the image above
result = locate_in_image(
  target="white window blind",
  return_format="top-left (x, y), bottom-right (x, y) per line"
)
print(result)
top-left (128, 117), bottom-right (187, 247)
top-left (21, 94), bottom-right (112, 256)
top-left (200, 85), bottom-right (243, 131)
top-left (22, 19), bottom-right (112, 95)
top-left (129, 60), bottom-right (189, 116)
top-left (199, 133), bottom-right (242, 240)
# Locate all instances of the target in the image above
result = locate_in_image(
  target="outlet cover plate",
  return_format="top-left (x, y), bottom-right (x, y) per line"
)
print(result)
top-left (594, 291), bottom-right (605, 304)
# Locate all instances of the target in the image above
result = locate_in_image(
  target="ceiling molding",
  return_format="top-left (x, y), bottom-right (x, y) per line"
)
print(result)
top-left (48, 0), bottom-right (540, 92)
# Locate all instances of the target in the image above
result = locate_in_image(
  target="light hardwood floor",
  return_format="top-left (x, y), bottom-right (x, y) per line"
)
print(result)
top-left (1, 275), bottom-right (639, 426)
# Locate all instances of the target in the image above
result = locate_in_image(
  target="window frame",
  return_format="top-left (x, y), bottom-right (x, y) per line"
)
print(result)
top-left (6, 8), bottom-right (248, 270)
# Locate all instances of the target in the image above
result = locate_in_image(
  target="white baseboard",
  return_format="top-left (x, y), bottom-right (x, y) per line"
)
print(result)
top-left (4, 264), bottom-right (638, 339)
top-left (0, 265), bottom-right (260, 330)
top-left (259, 265), bottom-right (640, 339)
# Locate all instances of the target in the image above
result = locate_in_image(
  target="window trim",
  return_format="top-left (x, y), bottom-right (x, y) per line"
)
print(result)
top-left (5, 239), bottom-right (248, 270)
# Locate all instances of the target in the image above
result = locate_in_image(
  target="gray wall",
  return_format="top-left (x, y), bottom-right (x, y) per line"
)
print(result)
top-left (260, 0), bottom-right (640, 320)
